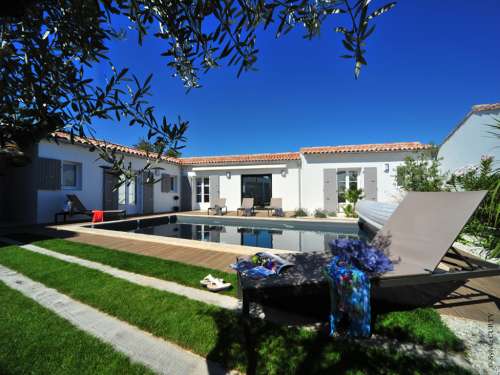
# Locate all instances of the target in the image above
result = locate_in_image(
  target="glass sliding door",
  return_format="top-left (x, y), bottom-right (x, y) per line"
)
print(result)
top-left (241, 174), bottom-right (272, 207)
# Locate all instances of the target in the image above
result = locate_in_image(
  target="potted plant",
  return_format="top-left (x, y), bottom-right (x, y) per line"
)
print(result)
top-left (173, 206), bottom-right (180, 212)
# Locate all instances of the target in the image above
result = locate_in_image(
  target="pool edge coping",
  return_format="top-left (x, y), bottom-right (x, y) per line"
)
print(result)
top-left (48, 213), bottom-right (359, 256)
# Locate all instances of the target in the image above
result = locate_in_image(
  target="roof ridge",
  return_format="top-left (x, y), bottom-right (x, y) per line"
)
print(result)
top-left (301, 141), bottom-right (423, 149)
top-left (471, 103), bottom-right (500, 112)
top-left (179, 151), bottom-right (300, 160)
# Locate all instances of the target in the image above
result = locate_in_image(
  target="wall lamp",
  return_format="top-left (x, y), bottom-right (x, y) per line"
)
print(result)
top-left (281, 169), bottom-right (287, 177)
top-left (226, 171), bottom-right (231, 179)
top-left (384, 163), bottom-right (390, 173)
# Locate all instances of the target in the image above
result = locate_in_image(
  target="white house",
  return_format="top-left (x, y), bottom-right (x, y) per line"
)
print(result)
top-left (179, 142), bottom-right (428, 213)
top-left (438, 103), bottom-right (500, 175)
top-left (0, 130), bottom-right (429, 225)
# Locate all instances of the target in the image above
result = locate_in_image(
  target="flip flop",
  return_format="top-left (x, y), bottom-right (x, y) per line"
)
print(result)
top-left (206, 279), bottom-right (231, 292)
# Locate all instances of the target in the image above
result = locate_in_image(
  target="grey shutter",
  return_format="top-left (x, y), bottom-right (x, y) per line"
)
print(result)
top-left (364, 167), bottom-right (378, 201)
top-left (161, 173), bottom-right (171, 192)
top-left (180, 175), bottom-right (192, 211)
top-left (38, 158), bottom-right (61, 190)
top-left (209, 175), bottom-right (220, 204)
top-left (103, 169), bottom-right (119, 210)
top-left (323, 169), bottom-right (337, 211)
top-left (142, 172), bottom-right (154, 214)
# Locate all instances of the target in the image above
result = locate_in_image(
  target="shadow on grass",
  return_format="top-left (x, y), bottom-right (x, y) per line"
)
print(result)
top-left (205, 309), bottom-right (471, 375)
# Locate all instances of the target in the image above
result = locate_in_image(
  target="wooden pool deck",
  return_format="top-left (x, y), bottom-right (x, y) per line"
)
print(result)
top-left (1, 223), bottom-right (498, 324)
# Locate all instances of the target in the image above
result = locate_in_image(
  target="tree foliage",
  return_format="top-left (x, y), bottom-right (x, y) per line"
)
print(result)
top-left (448, 156), bottom-right (500, 258)
top-left (396, 152), bottom-right (445, 192)
top-left (1, 0), bottom-right (395, 178)
top-left (133, 136), bottom-right (181, 157)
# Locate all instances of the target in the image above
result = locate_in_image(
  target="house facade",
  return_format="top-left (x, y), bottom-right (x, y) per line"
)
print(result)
top-left (0, 131), bottom-right (429, 225)
top-left (180, 143), bottom-right (428, 214)
top-left (438, 103), bottom-right (500, 174)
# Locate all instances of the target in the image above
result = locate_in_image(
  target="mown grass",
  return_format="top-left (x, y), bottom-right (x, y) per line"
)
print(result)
top-left (375, 308), bottom-right (464, 351)
top-left (26, 237), bottom-right (462, 350)
top-left (0, 245), bottom-right (468, 374)
top-left (0, 281), bottom-right (152, 375)
top-left (22, 236), bottom-right (238, 297)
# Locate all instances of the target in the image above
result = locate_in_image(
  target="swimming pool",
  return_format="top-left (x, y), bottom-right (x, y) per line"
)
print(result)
top-left (93, 215), bottom-right (370, 253)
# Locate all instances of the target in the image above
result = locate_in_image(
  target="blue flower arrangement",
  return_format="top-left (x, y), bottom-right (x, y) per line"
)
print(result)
top-left (329, 238), bottom-right (394, 276)
top-left (326, 239), bottom-right (394, 338)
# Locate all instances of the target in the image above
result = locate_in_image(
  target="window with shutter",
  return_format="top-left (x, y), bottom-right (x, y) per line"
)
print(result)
top-left (37, 158), bottom-right (61, 190)
top-left (161, 174), bottom-right (171, 192)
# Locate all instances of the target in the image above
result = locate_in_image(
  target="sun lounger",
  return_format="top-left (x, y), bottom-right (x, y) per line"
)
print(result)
top-left (55, 194), bottom-right (126, 223)
top-left (237, 198), bottom-right (255, 216)
top-left (237, 191), bottom-right (500, 316)
top-left (208, 198), bottom-right (228, 215)
top-left (265, 198), bottom-right (283, 216)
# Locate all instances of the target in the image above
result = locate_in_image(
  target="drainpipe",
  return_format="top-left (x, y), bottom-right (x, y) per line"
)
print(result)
top-left (298, 158), bottom-right (302, 209)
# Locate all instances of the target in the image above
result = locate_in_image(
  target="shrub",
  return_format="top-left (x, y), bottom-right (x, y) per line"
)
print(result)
top-left (343, 203), bottom-right (357, 218)
top-left (345, 187), bottom-right (364, 210)
top-left (327, 211), bottom-right (337, 217)
top-left (294, 208), bottom-right (308, 217)
top-left (396, 151), bottom-right (446, 192)
top-left (314, 209), bottom-right (327, 218)
top-left (448, 156), bottom-right (499, 258)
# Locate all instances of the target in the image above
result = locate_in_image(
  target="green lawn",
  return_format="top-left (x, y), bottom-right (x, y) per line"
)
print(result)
top-left (0, 281), bottom-right (152, 375)
top-left (0, 244), bottom-right (468, 374)
top-left (16, 236), bottom-right (238, 297)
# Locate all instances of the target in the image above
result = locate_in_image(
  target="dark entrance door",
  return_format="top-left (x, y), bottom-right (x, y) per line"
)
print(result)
top-left (241, 174), bottom-right (272, 207)
top-left (103, 169), bottom-right (119, 210)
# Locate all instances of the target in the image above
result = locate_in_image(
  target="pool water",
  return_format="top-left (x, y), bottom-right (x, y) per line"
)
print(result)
top-left (95, 215), bottom-right (369, 253)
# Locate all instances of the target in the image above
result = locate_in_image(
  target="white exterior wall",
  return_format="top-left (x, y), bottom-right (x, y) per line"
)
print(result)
top-left (438, 110), bottom-right (500, 174)
top-left (186, 161), bottom-right (301, 211)
top-left (37, 141), bottom-right (181, 224)
top-left (300, 151), bottom-right (417, 211)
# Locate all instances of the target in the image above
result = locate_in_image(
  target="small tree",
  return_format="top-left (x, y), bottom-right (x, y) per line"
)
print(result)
top-left (342, 187), bottom-right (363, 218)
top-left (396, 151), bottom-right (446, 192)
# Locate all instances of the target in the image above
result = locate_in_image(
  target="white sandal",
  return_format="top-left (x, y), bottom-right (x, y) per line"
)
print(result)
top-left (206, 279), bottom-right (231, 292)
top-left (200, 274), bottom-right (224, 286)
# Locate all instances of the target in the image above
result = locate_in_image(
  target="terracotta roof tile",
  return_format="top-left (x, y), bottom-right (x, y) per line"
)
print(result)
top-left (53, 131), bottom-right (428, 164)
top-left (300, 142), bottom-right (430, 155)
top-left (53, 132), bottom-right (179, 164)
top-left (178, 152), bottom-right (301, 165)
top-left (471, 103), bottom-right (500, 113)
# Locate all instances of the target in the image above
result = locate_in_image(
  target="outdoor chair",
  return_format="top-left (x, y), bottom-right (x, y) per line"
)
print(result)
top-left (208, 198), bottom-right (228, 215)
top-left (265, 198), bottom-right (283, 216)
top-left (237, 191), bottom-right (500, 319)
top-left (237, 198), bottom-right (255, 216)
top-left (55, 194), bottom-right (126, 223)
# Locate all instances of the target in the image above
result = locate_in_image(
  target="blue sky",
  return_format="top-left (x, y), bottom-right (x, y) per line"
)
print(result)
top-left (90, 0), bottom-right (500, 157)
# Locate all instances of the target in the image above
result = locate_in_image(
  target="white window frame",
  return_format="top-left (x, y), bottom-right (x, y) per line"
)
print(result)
top-left (170, 176), bottom-right (178, 193)
top-left (337, 170), bottom-right (360, 203)
top-left (196, 177), bottom-right (210, 203)
top-left (118, 176), bottom-right (137, 206)
top-left (61, 161), bottom-right (82, 190)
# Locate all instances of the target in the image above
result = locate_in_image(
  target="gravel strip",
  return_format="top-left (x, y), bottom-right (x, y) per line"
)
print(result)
top-left (441, 314), bottom-right (499, 374)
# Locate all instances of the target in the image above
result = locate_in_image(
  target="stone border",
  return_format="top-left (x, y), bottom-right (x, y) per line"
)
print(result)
top-left (0, 264), bottom-right (228, 375)
top-left (0, 237), bottom-right (239, 310)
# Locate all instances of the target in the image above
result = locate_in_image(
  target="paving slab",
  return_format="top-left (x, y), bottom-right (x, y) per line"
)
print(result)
top-left (0, 264), bottom-right (228, 375)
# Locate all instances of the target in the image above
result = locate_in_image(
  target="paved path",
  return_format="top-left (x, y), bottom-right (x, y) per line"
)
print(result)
top-left (1, 238), bottom-right (240, 311)
top-left (0, 264), bottom-right (227, 375)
